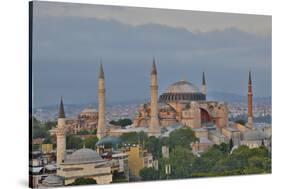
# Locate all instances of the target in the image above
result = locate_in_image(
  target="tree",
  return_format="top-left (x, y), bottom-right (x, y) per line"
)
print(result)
top-left (138, 131), bottom-right (148, 144)
top-left (235, 119), bottom-right (246, 125)
top-left (195, 146), bottom-right (226, 173)
top-left (120, 132), bottom-right (139, 145)
top-left (69, 178), bottom-right (97, 185)
top-left (110, 118), bottom-right (133, 127)
top-left (32, 117), bottom-right (54, 141)
top-left (229, 139), bottom-right (234, 153)
top-left (84, 136), bottom-right (99, 150)
top-left (168, 146), bottom-right (195, 179)
top-left (32, 144), bottom-right (40, 151)
top-left (77, 130), bottom-right (90, 135)
top-left (43, 133), bottom-right (52, 144)
top-left (66, 135), bottom-right (83, 149)
top-left (118, 118), bottom-right (132, 127)
top-left (140, 167), bottom-right (159, 181)
top-left (120, 131), bottom-right (148, 145)
top-left (211, 143), bottom-right (230, 154)
top-left (32, 116), bottom-right (40, 129)
top-left (92, 128), bottom-right (97, 135)
top-left (195, 145), bottom-right (271, 176)
top-left (248, 156), bottom-right (267, 170)
top-left (145, 136), bottom-right (162, 159)
top-left (32, 128), bottom-right (48, 139)
top-left (44, 121), bottom-right (56, 130)
top-left (109, 120), bottom-right (117, 125)
top-left (168, 128), bottom-right (197, 149)
top-left (261, 139), bottom-right (265, 146)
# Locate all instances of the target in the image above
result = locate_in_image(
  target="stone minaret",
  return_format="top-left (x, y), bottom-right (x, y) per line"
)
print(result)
top-left (148, 58), bottom-right (161, 137)
top-left (201, 72), bottom-right (206, 96)
top-left (247, 71), bottom-right (253, 129)
top-left (56, 97), bottom-right (66, 166)
top-left (97, 63), bottom-right (106, 139)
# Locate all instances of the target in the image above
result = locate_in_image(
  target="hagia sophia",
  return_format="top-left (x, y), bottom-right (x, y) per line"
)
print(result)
top-left (41, 59), bottom-right (271, 187)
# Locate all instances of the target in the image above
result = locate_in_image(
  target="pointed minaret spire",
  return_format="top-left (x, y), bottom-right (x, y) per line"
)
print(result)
top-left (99, 61), bottom-right (104, 79)
top-left (248, 70), bottom-right (252, 85)
top-left (58, 96), bottom-right (65, 118)
top-left (201, 72), bottom-right (206, 96)
top-left (247, 71), bottom-right (253, 129)
top-left (151, 57), bottom-right (157, 75)
top-left (202, 72), bottom-right (206, 85)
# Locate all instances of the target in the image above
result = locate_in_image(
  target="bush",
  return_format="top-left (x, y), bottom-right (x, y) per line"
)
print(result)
top-left (140, 168), bottom-right (159, 181)
top-left (69, 178), bottom-right (97, 185)
top-left (77, 130), bottom-right (90, 135)
top-left (110, 118), bottom-right (132, 127)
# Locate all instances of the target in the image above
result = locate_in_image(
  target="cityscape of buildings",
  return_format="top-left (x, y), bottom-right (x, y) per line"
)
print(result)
top-left (33, 101), bottom-right (272, 127)
top-left (30, 60), bottom-right (272, 188)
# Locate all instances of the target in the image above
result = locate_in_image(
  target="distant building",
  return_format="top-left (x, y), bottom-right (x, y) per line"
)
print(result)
top-left (127, 145), bottom-right (153, 177)
top-left (32, 138), bottom-right (44, 145)
top-left (29, 150), bottom-right (57, 188)
top-left (41, 144), bottom-right (53, 154)
top-left (240, 130), bottom-right (271, 148)
top-left (49, 107), bottom-right (98, 136)
top-left (67, 107), bottom-right (98, 134)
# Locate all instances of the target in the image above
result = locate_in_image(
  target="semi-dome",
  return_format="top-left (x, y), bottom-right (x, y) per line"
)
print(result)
top-left (64, 148), bottom-right (103, 164)
top-left (159, 80), bottom-right (206, 102)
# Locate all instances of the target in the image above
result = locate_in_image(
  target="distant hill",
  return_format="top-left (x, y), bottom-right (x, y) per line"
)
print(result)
top-left (207, 91), bottom-right (271, 104)
top-left (34, 92), bottom-right (271, 111)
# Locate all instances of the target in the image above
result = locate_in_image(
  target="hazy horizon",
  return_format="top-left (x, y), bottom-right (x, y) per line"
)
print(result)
top-left (32, 1), bottom-right (272, 108)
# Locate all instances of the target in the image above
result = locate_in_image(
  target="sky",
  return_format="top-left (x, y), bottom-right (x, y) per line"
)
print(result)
top-left (32, 1), bottom-right (272, 107)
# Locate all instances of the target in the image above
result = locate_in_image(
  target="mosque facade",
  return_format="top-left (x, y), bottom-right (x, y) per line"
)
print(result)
top-left (133, 79), bottom-right (228, 130)
top-left (96, 60), bottom-right (271, 154)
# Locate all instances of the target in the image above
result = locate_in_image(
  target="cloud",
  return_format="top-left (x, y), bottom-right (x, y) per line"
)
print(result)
top-left (33, 1), bottom-right (271, 36)
top-left (31, 2), bottom-right (271, 107)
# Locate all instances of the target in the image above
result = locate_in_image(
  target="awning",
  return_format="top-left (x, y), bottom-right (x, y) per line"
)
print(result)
top-left (44, 164), bottom-right (57, 171)
top-left (30, 167), bottom-right (43, 173)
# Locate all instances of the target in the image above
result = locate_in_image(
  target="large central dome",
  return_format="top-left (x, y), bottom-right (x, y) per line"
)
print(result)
top-left (165, 80), bottom-right (200, 93)
top-left (159, 80), bottom-right (205, 102)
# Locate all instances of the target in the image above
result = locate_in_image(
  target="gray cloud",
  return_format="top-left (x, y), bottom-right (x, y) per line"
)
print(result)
top-left (31, 1), bottom-right (271, 107)
top-left (33, 1), bottom-right (271, 36)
